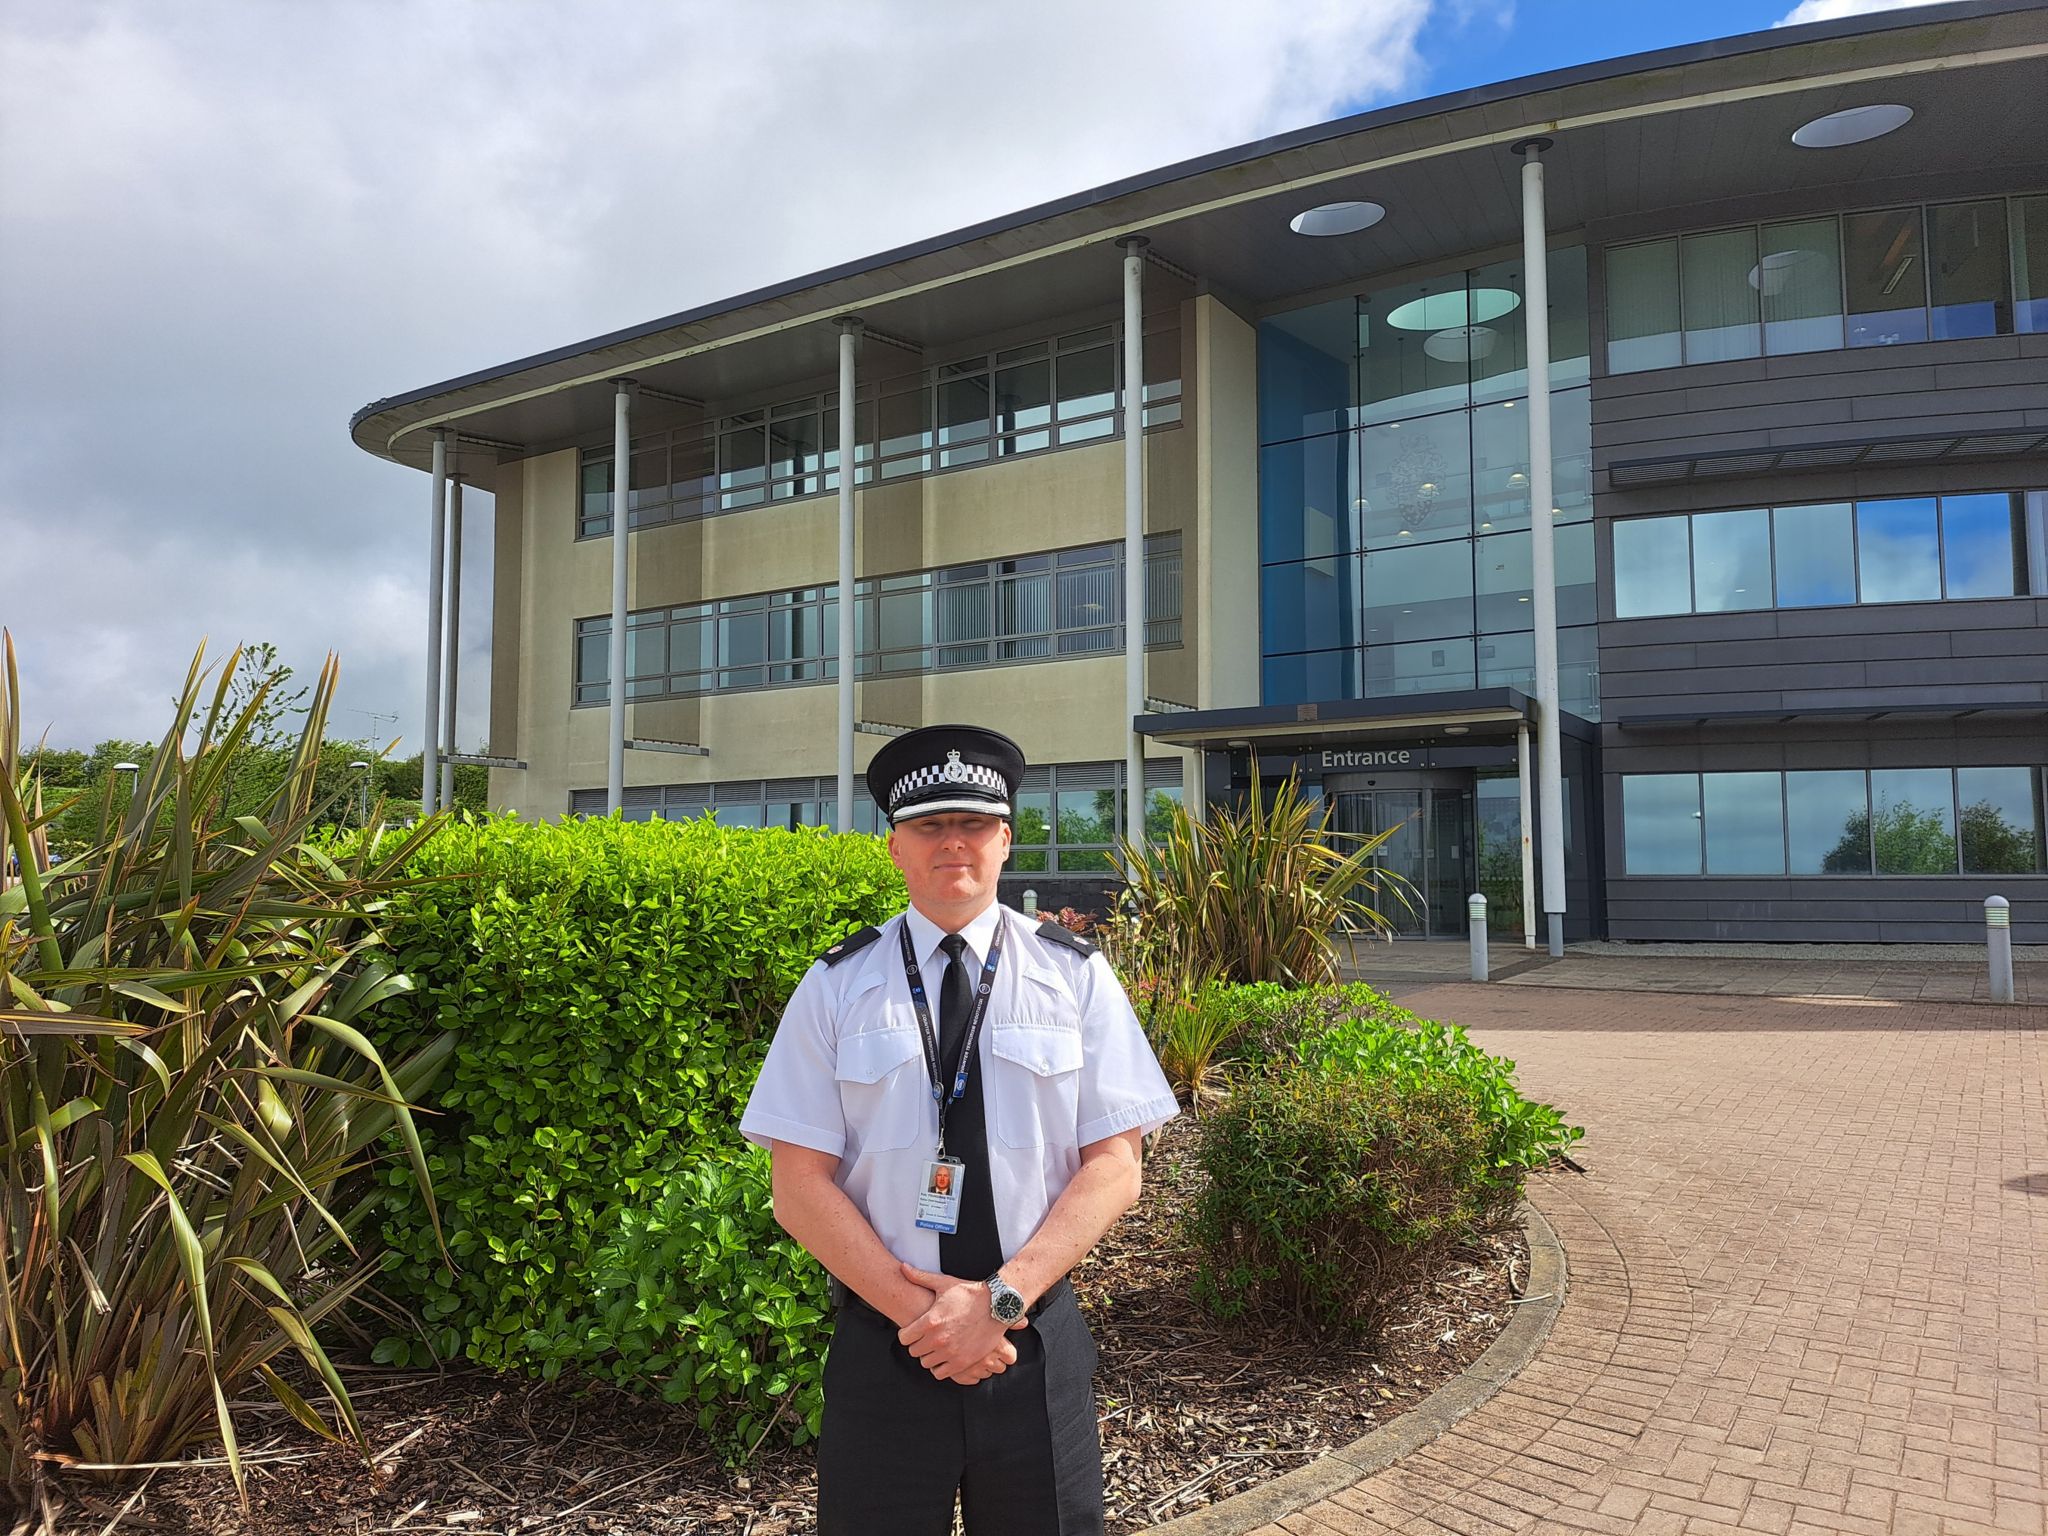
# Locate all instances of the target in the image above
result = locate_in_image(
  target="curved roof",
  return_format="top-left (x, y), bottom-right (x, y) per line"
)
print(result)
top-left (350, 0), bottom-right (2048, 477)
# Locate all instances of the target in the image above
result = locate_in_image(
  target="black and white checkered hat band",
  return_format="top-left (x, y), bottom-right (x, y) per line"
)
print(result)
top-left (889, 793), bottom-right (1012, 823)
top-left (888, 757), bottom-right (1010, 811)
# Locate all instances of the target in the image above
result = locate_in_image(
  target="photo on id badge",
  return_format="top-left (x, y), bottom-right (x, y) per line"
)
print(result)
top-left (918, 1156), bottom-right (965, 1233)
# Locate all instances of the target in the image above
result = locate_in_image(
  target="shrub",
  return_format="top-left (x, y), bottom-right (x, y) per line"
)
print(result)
top-left (1, 636), bottom-right (450, 1510)
top-left (1191, 1068), bottom-right (1490, 1340)
top-left (1297, 995), bottom-right (1584, 1226)
top-left (365, 813), bottom-right (903, 1451)
top-left (1109, 772), bottom-right (1413, 992)
top-left (1145, 980), bottom-right (1247, 1110)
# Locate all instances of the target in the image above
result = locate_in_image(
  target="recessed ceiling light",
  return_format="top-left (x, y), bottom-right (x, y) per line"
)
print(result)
top-left (1443, 726), bottom-right (1470, 736)
top-left (1385, 288), bottom-right (1520, 332)
top-left (1791, 104), bottom-right (1912, 149)
top-left (1289, 200), bottom-right (1386, 237)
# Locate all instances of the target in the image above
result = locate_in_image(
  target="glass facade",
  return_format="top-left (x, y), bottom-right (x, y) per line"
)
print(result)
top-left (1612, 491), bottom-right (2037, 619)
top-left (575, 535), bottom-right (1181, 705)
top-left (1620, 767), bottom-right (2048, 877)
top-left (1258, 247), bottom-right (1597, 716)
top-left (578, 321), bottom-right (1182, 536)
top-left (1605, 195), bottom-right (2043, 371)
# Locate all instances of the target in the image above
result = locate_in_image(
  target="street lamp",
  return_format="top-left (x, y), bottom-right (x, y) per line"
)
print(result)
top-left (348, 760), bottom-right (372, 827)
top-left (113, 761), bottom-right (139, 798)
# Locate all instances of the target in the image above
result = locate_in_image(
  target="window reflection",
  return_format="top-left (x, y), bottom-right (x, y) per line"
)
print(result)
top-left (1703, 772), bottom-right (1785, 874)
top-left (1474, 525), bottom-right (1595, 632)
top-left (1772, 503), bottom-right (1857, 608)
top-left (1692, 509), bottom-right (1772, 613)
top-left (1870, 768), bottom-right (1957, 874)
top-left (1362, 540), bottom-right (1474, 644)
top-left (1928, 201), bottom-right (2009, 341)
top-left (1259, 433), bottom-right (1358, 565)
top-left (1623, 774), bottom-right (1702, 875)
top-left (1788, 771), bottom-right (1870, 874)
top-left (1759, 217), bottom-right (1844, 354)
top-left (1357, 410), bottom-right (1471, 549)
top-left (1856, 498), bottom-right (1941, 603)
top-left (1957, 767), bottom-right (2045, 874)
top-left (1613, 516), bottom-right (1691, 618)
top-left (1939, 493), bottom-right (2021, 599)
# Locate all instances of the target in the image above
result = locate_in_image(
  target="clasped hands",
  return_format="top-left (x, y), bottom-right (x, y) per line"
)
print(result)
top-left (894, 1262), bottom-right (1028, 1386)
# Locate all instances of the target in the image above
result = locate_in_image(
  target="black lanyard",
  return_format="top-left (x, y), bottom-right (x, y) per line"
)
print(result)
top-left (899, 913), bottom-right (1005, 1156)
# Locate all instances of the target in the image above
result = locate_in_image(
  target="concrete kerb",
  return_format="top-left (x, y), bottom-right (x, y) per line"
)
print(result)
top-left (1138, 1198), bottom-right (1568, 1536)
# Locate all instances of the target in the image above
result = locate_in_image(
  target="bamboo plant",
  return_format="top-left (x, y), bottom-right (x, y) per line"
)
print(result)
top-left (0, 632), bottom-right (454, 1517)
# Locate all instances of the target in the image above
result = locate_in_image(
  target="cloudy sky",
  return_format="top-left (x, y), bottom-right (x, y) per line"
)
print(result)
top-left (0, 0), bottom-right (1934, 753)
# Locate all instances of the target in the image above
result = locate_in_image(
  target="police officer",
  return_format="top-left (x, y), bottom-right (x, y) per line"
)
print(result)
top-left (741, 724), bottom-right (1179, 1535)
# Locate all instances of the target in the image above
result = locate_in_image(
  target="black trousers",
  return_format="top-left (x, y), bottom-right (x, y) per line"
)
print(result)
top-left (815, 1282), bottom-right (1104, 1536)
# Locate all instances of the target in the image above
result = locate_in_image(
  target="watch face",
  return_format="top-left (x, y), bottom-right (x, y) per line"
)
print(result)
top-left (991, 1285), bottom-right (1026, 1323)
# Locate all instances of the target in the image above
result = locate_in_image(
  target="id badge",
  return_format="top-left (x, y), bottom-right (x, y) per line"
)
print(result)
top-left (916, 1156), bottom-right (967, 1234)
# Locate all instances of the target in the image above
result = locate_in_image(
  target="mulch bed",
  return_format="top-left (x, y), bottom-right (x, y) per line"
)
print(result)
top-left (34, 1120), bottom-right (1527, 1536)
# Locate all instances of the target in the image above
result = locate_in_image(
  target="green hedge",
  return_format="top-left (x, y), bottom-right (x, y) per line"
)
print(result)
top-left (366, 814), bottom-right (903, 1450)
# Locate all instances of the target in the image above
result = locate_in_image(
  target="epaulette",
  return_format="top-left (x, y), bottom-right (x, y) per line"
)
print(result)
top-left (820, 926), bottom-right (882, 966)
top-left (1035, 918), bottom-right (1099, 958)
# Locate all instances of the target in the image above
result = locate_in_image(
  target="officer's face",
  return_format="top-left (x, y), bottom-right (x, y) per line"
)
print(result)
top-left (888, 812), bottom-right (1012, 915)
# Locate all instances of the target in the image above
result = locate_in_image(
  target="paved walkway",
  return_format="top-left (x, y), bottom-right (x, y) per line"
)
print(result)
top-left (1247, 983), bottom-right (2048, 1536)
top-left (1341, 941), bottom-right (2048, 1005)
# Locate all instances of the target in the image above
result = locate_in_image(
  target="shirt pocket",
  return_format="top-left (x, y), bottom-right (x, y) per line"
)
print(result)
top-left (987, 1018), bottom-right (1085, 1149)
top-left (834, 1026), bottom-right (927, 1154)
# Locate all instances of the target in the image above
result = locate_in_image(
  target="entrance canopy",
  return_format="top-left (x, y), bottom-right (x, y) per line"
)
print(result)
top-left (1134, 687), bottom-right (1595, 754)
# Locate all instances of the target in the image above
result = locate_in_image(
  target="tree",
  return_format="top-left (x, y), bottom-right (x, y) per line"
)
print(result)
top-left (1959, 798), bottom-right (2039, 875)
top-left (1823, 800), bottom-right (1957, 875)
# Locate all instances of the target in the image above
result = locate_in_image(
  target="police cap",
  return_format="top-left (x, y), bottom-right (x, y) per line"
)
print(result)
top-left (866, 724), bottom-right (1025, 826)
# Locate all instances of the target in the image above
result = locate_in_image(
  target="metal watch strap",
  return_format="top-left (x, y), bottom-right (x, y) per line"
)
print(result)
top-left (986, 1271), bottom-right (1026, 1322)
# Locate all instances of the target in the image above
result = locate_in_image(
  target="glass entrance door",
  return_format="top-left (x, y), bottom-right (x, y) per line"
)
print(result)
top-left (1330, 785), bottom-right (1474, 938)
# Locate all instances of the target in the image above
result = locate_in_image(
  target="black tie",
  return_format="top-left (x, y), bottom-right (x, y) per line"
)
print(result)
top-left (937, 934), bottom-right (1002, 1280)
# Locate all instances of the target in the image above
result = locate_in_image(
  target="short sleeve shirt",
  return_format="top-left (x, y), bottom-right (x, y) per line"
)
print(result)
top-left (740, 902), bottom-right (1180, 1270)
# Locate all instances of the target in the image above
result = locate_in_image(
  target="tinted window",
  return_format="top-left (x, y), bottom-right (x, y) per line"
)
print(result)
top-left (1940, 493), bottom-right (2021, 599)
top-left (1927, 200), bottom-right (2009, 341)
top-left (1362, 540), bottom-right (1474, 645)
top-left (2017, 195), bottom-right (2048, 334)
top-left (1681, 229), bottom-right (1761, 362)
top-left (1759, 217), bottom-right (1844, 354)
top-left (1703, 771), bottom-right (1785, 874)
top-left (1957, 767), bottom-right (2044, 874)
top-left (1607, 240), bottom-right (1681, 372)
top-left (1613, 516), bottom-right (1692, 617)
top-left (1869, 768), bottom-right (1957, 875)
top-left (1772, 502), bottom-right (1857, 608)
top-left (1692, 509), bottom-right (1772, 612)
top-left (1844, 208), bottom-right (1928, 347)
top-left (1623, 774), bottom-right (1702, 875)
top-left (1856, 498), bottom-right (1941, 603)
top-left (1787, 770), bottom-right (1869, 874)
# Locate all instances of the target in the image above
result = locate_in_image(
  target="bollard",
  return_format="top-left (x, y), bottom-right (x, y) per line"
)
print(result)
top-left (1986, 895), bottom-right (2013, 1004)
top-left (1022, 888), bottom-right (1039, 918)
top-left (1468, 893), bottom-right (1489, 982)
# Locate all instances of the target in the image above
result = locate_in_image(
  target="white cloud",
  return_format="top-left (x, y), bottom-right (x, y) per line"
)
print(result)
top-left (1775, 0), bottom-right (1941, 26)
top-left (1, 0), bottom-right (1436, 751)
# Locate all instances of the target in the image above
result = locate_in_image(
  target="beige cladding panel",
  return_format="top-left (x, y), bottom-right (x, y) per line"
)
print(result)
top-left (1194, 296), bottom-right (1260, 710)
top-left (486, 466), bottom-right (525, 767)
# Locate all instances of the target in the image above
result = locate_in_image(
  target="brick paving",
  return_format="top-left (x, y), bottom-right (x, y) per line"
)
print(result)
top-left (1244, 984), bottom-right (2048, 1536)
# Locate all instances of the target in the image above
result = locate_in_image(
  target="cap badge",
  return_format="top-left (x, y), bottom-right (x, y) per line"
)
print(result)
top-left (941, 750), bottom-right (970, 784)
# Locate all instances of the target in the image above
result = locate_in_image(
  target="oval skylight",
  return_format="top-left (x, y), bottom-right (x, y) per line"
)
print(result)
top-left (1289, 201), bottom-right (1386, 237)
top-left (1791, 104), bottom-right (1913, 148)
top-left (1383, 288), bottom-right (1520, 332)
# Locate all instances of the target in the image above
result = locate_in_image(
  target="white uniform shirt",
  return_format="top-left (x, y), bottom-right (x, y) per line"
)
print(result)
top-left (741, 902), bottom-right (1180, 1270)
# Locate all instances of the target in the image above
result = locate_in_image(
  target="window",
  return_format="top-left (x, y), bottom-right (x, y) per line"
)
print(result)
top-left (1772, 502), bottom-right (1856, 608)
top-left (574, 535), bottom-right (1183, 704)
top-left (1703, 772), bottom-right (1785, 874)
top-left (1612, 492), bottom-right (2036, 620)
top-left (1605, 195), bottom-right (2044, 372)
top-left (1605, 240), bottom-right (1681, 372)
top-left (1758, 217), bottom-right (1844, 354)
top-left (1787, 771), bottom-right (1870, 874)
top-left (1625, 767), bottom-right (2048, 878)
top-left (1691, 509), bottom-right (1771, 613)
top-left (1856, 498), bottom-right (1941, 604)
top-left (576, 320), bottom-right (1181, 537)
top-left (1957, 767), bottom-right (2045, 874)
top-left (1681, 229), bottom-right (1762, 362)
top-left (1927, 200), bottom-right (2009, 341)
top-left (1612, 516), bottom-right (1690, 618)
top-left (1844, 207), bottom-right (1928, 348)
top-left (2017, 195), bottom-right (2048, 334)
top-left (1007, 759), bottom-right (1184, 872)
top-left (1870, 768), bottom-right (1956, 875)
top-left (1622, 774), bottom-right (1702, 875)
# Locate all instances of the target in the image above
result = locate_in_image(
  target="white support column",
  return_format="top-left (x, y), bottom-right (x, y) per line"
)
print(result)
top-left (606, 380), bottom-right (633, 816)
top-left (1516, 138), bottom-right (1567, 958)
top-left (421, 429), bottom-right (448, 813)
top-left (1120, 237), bottom-right (1148, 850)
top-left (1518, 719), bottom-right (1536, 951)
top-left (836, 320), bottom-right (861, 833)
top-left (441, 475), bottom-right (463, 811)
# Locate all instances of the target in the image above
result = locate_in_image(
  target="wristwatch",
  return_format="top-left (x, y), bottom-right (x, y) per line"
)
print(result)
top-left (986, 1271), bottom-right (1027, 1325)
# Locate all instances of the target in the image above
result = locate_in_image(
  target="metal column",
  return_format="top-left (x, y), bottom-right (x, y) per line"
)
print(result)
top-left (606, 380), bottom-right (633, 816)
top-left (421, 429), bottom-right (448, 813)
top-left (1516, 138), bottom-right (1566, 958)
top-left (837, 320), bottom-right (861, 833)
top-left (441, 475), bottom-right (463, 811)
top-left (1120, 237), bottom-right (1148, 849)
top-left (1518, 720), bottom-right (1536, 951)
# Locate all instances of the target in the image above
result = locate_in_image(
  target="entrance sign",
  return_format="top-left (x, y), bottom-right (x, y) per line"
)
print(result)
top-left (1322, 748), bottom-right (1414, 769)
